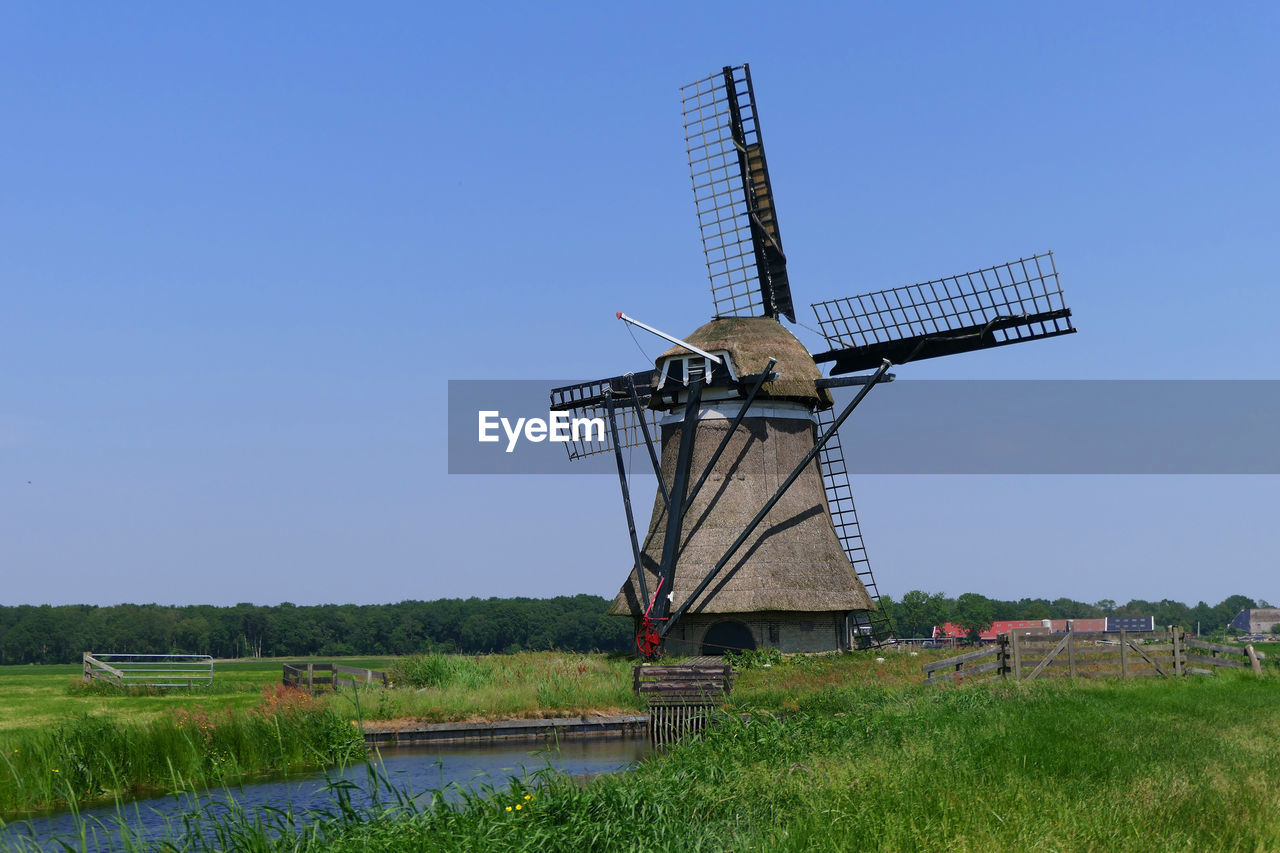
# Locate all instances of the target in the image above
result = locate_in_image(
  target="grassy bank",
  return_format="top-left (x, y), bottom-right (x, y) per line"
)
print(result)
top-left (348, 649), bottom-right (952, 724)
top-left (364, 652), bottom-right (643, 722)
top-left (0, 686), bottom-right (364, 816)
top-left (44, 671), bottom-right (1277, 852)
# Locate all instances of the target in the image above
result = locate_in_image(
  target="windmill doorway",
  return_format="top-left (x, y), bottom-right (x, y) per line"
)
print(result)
top-left (701, 620), bottom-right (756, 656)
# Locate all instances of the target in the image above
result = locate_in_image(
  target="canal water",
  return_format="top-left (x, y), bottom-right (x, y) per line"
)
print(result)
top-left (1, 736), bottom-right (651, 852)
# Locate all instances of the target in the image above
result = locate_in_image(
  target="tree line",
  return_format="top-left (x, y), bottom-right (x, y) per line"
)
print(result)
top-left (0, 592), bottom-right (1267, 666)
top-left (0, 596), bottom-right (632, 665)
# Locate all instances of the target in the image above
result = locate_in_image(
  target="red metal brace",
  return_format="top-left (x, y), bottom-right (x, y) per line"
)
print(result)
top-left (636, 577), bottom-right (666, 658)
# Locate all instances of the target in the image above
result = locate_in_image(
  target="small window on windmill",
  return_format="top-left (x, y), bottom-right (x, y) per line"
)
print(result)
top-left (655, 351), bottom-right (736, 399)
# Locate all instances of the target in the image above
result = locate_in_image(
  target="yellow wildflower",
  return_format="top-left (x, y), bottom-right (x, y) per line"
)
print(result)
top-left (505, 806), bottom-right (512, 812)
top-left (515, 804), bottom-right (522, 811)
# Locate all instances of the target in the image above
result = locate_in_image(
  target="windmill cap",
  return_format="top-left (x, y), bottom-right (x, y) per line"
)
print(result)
top-left (655, 316), bottom-right (831, 409)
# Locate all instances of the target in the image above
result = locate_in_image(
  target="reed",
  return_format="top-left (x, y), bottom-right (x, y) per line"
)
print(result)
top-left (0, 685), bottom-right (363, 817)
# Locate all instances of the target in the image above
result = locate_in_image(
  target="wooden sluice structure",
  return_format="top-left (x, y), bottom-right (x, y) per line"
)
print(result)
top-left (634, 658), bottom-right (733, 746)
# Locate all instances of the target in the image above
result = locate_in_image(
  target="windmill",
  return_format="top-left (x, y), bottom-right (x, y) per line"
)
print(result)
top-left (551, 64), bottom-right (1075, 659)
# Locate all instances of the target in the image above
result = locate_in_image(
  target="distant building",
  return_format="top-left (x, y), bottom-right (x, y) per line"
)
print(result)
top-left (1229, 608), bottom-right (1280, 635)
top-left (934, 616), bottom-right (1154, 642)
top-left (1105, 616), bottom-right (1156, 633)
top-left (935, 621), bottom-right (1051, 642)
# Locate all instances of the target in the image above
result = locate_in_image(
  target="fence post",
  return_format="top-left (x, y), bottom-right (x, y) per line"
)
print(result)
top-left (1120, 630), bottom-right (1128, 679)
top-left (1068, 627), bottom-right (1076, 678)
top-left (1245, 645), bottom-right (1263, 675)
top-left (83, 652), bottom-right (92, 684)
top-left (1172, 627), bottom-right (1183, 676)
top-left (307, 663), bottom-right (314, 694)
top-left (1011, 631), bottom-right (1022, 681)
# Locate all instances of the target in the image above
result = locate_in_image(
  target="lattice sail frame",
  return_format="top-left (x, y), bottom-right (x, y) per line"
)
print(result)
top-left (682, 64), bottom-right (794, 322)
top-left (549, 373), bottom-right (661, 460)
top-left (812, 252), bottom-right (1074, 374)
top-left (816, 405), bottom-right (894, 647)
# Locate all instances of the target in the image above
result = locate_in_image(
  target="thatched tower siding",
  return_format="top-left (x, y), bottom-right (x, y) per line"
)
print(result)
top-left (610, 414), bottom-right (875, 620)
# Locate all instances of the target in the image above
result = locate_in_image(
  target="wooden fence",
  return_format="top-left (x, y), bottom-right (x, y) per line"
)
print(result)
top-left (633, 660), bottom-right (733, 745)
top-left (83, 653), bottom-right (213, 688)
top-left (924, 628), bottom-right (1266, 684)
top-left (283, 663), bottom-right (389, 693)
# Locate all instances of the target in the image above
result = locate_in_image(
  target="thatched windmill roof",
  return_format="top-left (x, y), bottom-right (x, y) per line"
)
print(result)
top-left (652, 316), bottom-right (833, 409)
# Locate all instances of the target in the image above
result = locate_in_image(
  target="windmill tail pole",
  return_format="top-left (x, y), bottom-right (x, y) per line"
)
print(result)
top-left (617, 312), bottom-right (723, 364)
top-left (660, 359), bottom-right (893, 638)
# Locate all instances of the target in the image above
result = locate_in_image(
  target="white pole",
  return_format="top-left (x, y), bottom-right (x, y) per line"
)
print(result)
top-left (617, 312), bottom-right (722, 364)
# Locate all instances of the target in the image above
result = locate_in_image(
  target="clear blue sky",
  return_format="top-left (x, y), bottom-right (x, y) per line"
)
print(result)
top-left (3, 3), bottom-right (1277, 607)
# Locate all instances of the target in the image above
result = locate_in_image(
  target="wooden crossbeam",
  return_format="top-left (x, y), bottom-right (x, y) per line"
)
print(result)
top-left (1024, 632), bottom-right (1072, 681)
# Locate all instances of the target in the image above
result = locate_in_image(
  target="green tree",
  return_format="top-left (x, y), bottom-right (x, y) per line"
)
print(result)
top-left (1022, 600), bottom-right (1053, 622)
top-left (953, 593), bottom-right (996, 642)
top-left (897, 590), bottom-right (949, 638)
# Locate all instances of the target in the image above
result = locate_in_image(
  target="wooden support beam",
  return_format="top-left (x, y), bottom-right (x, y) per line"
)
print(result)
top-left (1025, 633), bottom-right (1071, 681)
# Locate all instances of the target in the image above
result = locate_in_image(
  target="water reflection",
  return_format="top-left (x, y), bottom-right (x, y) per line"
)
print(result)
top-left (1, 736), bottom-right (651, 852)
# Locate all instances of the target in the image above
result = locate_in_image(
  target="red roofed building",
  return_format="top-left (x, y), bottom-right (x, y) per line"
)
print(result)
top-left (934, 617), bottom-right (1111, 641)
top-left (935, 620), bottom-right (1052, 642)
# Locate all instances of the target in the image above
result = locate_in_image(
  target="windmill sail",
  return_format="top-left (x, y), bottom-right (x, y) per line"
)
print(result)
top-left (683, 64), bottom-right (794, 322)
top-left (812, 252), bottom-right (1074, 374)
top-left (549, 371), bottom-right (659, 459)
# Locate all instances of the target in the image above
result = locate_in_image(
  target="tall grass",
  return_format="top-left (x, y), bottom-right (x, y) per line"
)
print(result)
top-left (12, 672), bottom-right (1279, 852)
top-left (390, 653), bottom-right (492, 690)
top-left (363, 652), bottom-right (640, 722)
top-left (0, 686), bottom-right (363, 816)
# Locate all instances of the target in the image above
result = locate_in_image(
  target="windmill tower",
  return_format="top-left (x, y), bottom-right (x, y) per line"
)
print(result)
top-left (551, 65), bottom-right (1075, 658)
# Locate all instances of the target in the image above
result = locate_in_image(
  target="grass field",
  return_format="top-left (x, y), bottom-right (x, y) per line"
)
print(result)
top-left (8, 670), bottom-right (1277, 852)
top-left (0, 649), bottom-right (948, 817)
top-left (0, 651), bottom-right (949, 738)
top-left (3, 649), bottom-right (1277, 851)
top-left (0, 662), bottom-right (276, 735)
